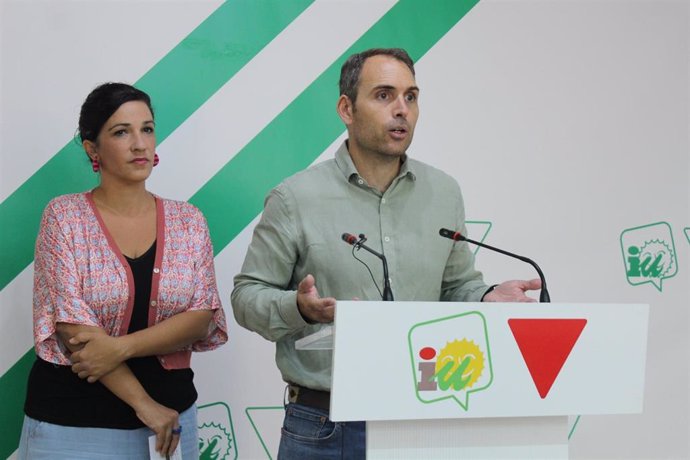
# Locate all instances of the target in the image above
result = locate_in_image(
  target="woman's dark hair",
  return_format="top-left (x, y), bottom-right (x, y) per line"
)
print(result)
top-left (78, 83), bottom-right (153, 143)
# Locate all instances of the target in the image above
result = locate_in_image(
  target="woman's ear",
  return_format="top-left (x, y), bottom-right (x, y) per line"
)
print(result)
top-left (83, 140), bottom-right (97, 161)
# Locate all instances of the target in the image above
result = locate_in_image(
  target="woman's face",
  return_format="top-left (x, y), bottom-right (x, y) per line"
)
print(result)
top-left (86, 100), bottom-right (156, 186)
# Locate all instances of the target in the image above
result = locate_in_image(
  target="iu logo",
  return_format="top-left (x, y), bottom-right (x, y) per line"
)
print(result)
top-left (416, 339), bottom-right (485, 392)
top-left (408, 312), bottom-right (493, 411)
top-left (620, 222), bottom-right (678, 291)
top-left (197, 402), bottom-right (237, 460)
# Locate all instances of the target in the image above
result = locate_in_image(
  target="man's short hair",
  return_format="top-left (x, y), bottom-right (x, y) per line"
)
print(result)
top-left (339, 48), bottom-right (415, 104)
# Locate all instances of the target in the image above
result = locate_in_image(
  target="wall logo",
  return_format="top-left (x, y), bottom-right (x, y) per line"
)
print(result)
top-left (684, 227), bottom-right (690, 245)
top-left (198, 402), bottom-right (237, 460)
top-left (620, 222), bottom-right (678, 291)
top-left (408, 311), bottom-right (493, 410)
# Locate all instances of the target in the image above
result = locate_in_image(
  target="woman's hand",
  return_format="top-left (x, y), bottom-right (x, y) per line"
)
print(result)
top-left (69, 332), bottom-right (127, 382)
top-left (134, 399), bottom-right (181, 457)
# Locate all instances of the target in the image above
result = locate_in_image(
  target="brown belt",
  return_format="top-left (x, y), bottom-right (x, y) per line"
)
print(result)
top-left (288, 384), bottom-right (331, 411)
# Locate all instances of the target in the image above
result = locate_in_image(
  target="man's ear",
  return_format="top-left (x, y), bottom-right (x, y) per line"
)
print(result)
top-left (336, 95), bottom-right (354, 125)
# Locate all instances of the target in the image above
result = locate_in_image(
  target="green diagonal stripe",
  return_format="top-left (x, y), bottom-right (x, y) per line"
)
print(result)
top-left (0, 0), bottom-right (313, 292)
top-left (0, 350), bottom-right (34, 459)
top-left (189, 0), bottom-right (481, 254)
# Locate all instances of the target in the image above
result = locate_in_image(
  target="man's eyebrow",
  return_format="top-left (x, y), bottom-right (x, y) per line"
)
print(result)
top-left (370, 84), bottom-right (420, 92)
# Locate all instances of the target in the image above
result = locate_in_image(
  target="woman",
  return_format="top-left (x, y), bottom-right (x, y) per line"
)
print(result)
top-left (18, 83), bottom-right (228, 459)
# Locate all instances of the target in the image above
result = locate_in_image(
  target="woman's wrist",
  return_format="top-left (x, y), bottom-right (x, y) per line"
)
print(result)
top-left (117, 334), bottom-right (137, 361)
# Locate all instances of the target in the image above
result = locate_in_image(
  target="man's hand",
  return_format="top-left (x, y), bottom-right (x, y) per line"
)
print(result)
top-left (296, 274), bottom-right (336, 323)
top-left (70, 332), bottom-right (127, 383)
top-left (483, 279), bottom-right (542, 303)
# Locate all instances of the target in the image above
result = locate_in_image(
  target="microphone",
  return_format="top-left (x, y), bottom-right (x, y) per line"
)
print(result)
top-left (439, 228), bottom-right (551, 302)
top-left (341, 233), bottom-right (358, 246)
top-left (341, 233), bottom-right (394, 301)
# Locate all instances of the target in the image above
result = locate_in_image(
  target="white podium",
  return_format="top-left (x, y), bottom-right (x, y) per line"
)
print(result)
top-left (298, 301), bottom-right (649, 459)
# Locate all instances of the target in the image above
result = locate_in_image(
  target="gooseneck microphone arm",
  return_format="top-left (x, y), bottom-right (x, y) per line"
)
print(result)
top-left (439, 228), bottom-right (551, 303)
top-left (341, 233), bottom-right (394, 301)
top-left (380, 257), bottom-right (393, 302)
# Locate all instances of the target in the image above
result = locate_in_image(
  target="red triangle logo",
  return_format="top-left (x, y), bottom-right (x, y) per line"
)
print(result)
top-left (508, 318), bottom-right (587, 399)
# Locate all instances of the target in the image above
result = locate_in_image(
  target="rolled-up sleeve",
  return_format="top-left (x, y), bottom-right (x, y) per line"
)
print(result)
top-left (33, 201), bottom-right (101, 363)
top-left (187, 208), bottom-right (228, 351)
top-left (439, 183), bottom-right (488, 302)
top-left (231, 184), bottom-right (309, 342)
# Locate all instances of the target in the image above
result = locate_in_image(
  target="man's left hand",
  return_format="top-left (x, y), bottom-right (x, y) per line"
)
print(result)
top-left (483, 279), bottom-right (542, 303)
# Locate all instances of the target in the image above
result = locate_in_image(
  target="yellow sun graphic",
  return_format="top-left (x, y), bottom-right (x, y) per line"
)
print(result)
top-left (434, 339), bottom-right (484, 390)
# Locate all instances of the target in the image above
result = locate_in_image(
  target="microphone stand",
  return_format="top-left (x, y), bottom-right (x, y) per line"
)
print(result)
top-left (439, 228), bottom-right (550, 303)
top-left (343, 233), bottom-right (394, 301)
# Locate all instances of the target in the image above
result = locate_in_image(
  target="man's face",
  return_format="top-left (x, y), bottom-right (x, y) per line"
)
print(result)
top-left (342, 55), bottom-right (419, 160)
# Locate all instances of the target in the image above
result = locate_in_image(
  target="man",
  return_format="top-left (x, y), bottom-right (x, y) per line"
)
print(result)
top-left (232, 48), bottom-right (541, 459)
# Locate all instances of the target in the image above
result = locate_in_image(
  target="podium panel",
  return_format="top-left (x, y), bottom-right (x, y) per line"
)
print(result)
top-left (367, 416), bottom-right (569, 459)
top-left (303, 301), bottom-right (650, 459)
top-left (330, 302), bottom-right (648, 421)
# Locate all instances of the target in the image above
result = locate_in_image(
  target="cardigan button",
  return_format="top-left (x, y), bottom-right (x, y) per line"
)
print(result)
top-left (153, 267), bottom-right (160, 274)
top-left (150, 300), bottom-right (157, 307)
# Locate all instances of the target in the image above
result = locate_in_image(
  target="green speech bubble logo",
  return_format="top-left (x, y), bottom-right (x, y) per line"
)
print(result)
top-left (408, 311), bottom-right (493, 411)
top-left (198, 402), bottom-right (237, 460)
top-left (620, 222), bottom-right (678, 292)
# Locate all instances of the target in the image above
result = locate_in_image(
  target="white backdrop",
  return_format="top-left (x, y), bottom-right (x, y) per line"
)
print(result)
top-left (1, 1), bottom-right (688, 459)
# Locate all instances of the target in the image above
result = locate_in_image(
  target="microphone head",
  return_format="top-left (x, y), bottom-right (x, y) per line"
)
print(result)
top-left (341, 233), bottom-right (358, 245)
top-left (439, 228), bottom-right (464, 241)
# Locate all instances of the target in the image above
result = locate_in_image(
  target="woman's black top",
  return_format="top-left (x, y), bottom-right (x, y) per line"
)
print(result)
top-left (24, 242), bottom-right (197, 428)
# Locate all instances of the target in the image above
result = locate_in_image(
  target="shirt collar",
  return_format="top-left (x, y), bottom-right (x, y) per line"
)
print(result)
top-left (334, 140), bottom-right (417, 183)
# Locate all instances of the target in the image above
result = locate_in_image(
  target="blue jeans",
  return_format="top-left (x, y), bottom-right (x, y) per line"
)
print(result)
top-left (278, 403), bottom-right (365, 460)
top-left (17, 405), bottom-right (198, 459)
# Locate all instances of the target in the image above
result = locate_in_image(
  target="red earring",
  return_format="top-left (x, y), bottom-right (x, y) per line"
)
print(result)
top-left (153, 153), bottom-right (160, 167)
top-left (91, 158), bottom-right (100, 173)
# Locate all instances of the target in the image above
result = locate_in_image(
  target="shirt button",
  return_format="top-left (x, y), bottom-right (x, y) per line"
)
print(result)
top-left (153, 267), bottom-right (160, 274)
top-left (150, 300), bottom-right (157, 306)
top-left (384, 236), bottom-right (390, 242)
top-left (381, 198), bottom-right (386, 204)
top-left (357, 179), bottom-right (364, 185)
